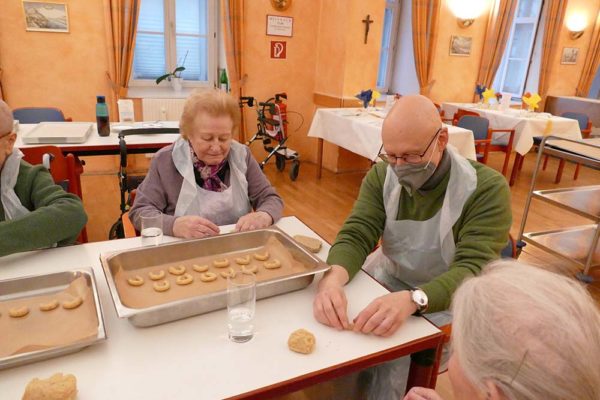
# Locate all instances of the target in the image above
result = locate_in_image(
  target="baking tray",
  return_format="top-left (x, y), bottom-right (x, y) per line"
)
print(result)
top-left (101, 227), bottom-right (330, 327)
top-left (0, 268), bottom-right (107, 370)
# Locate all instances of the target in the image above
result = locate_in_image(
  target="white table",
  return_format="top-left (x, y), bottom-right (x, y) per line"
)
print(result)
top-left (15, 122), bottom-right (181, 156)
top-left (308, 108), bottom-right (477, 178)
top-left (0, 216), bottom-right (442, 399)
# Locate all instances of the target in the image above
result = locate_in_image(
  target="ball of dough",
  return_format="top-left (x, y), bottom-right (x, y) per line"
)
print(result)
top-left (288, 329), bottom-right (316, 354)
top-left (22, 373), bottom-right (77, 400)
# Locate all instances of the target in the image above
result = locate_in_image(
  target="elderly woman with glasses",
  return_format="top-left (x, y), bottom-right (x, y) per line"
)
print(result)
top-left (313, 94), bottom-right (512, 398)
top-left (405, 261), bottom-right (600, 400)
top-left (0, 100), bottom-right (87, 257)
top-left (129, 90), bottom-right (283, 238)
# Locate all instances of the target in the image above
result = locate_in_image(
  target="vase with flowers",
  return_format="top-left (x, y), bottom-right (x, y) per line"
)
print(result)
top-left (155, 51), bottom-right (188, 92)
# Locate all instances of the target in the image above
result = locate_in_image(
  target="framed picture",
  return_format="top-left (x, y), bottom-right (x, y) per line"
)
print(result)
top-left (449, 35), bottom-right (472, 57)
top-left (561, 47), bottom-right (579, 65)
top-left (266, 15), bottom-right (293, 37)
top-left (23, 1), bottom-right (69, 33)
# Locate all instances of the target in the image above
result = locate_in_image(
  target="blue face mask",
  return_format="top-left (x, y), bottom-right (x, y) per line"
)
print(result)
top-left (391, 140), bottom-right (438, 195)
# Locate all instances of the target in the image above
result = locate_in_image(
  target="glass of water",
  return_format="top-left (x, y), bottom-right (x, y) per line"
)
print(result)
top-left (227, 273), bottom-right (256, 343)
top-left (140, 209), bottom-right (163, 246)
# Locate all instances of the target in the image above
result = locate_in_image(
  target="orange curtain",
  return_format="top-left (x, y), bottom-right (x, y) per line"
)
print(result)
top-left (475, 0), bottom-right (518, 93)
top-left (576, 11), bottom-right (600, 97)
top-left (412, 0), bottom-right (441, 96)
top-left (538, 0), bottom-right (567, 104)
top-left (0, 68), bottom-right (4, 101)
top-left (103, 0), bottom-right (141, 99)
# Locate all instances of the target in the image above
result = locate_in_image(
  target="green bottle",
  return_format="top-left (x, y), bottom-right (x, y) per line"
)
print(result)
top-left (219, 69), bottom-right (229, 92)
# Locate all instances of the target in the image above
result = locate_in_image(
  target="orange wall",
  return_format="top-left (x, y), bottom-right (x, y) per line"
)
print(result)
top-left (0, 0), bottom-right (111, 121)
top-left (314, 0), bottom-right (347, 97)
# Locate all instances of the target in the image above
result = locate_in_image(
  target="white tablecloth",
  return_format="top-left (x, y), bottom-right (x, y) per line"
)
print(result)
top-left (441, 103), bottom-right (582, 155)
top-left (308, 108), bottom-right (477, 161)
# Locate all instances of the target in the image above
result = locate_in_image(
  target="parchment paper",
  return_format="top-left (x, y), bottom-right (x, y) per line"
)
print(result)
top-left (0, 277), bottom-right (99, 357)
top-left (115, 236), bottom-right (307, 309)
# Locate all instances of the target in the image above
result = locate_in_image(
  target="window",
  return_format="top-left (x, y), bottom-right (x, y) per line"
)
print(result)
top-left (493, 0), bottom-right (543, 98)
top-left (376, 0), bottom-right (401, 92)
top-left (130, 0), bottom-right (217, 87)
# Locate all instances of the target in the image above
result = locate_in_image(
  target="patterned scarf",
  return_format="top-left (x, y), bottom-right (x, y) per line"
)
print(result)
top-left (190, 144), bottom-right (228, 192)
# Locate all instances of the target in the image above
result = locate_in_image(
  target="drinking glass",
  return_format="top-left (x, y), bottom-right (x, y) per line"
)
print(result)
top-left (140, 210), bottom-right (163, 246)
top-left (227, 273), bottom-right (256, 343)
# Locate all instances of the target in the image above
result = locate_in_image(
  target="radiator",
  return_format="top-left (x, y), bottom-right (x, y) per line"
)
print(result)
top-left (141, 98), bottom-right (186, 121)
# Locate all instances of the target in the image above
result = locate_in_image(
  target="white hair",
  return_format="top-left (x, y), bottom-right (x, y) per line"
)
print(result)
top-left (451, 260), bottom-right (600, 400)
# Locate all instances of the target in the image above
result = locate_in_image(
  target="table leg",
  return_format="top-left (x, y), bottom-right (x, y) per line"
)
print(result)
top-left (316, 138), bottom-right (323, 179)
top-left (509, 153), bottom-right (523, 186)
top-left (405, 341), bottom-right (444, 391)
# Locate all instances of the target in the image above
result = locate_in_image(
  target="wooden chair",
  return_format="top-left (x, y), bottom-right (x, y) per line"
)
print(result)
top-left (452, 109), bottom-right (480, 126)
top-left (20, 146), bottom-right (87, 243)
top-left (433, 102), bottom-right (452, 124)
top-left (457, 115), bottom-right (493, 165)
top-left (13, 107), bottom-right (72, 123)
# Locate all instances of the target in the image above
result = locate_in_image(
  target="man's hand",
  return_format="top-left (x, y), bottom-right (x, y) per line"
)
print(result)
top-left (313, 265), bottom-right (351, 330)
top-left (235, 211), bottom-right (273, 232)
top-left (353, 290), bottom-right (417, 337)
top-left (403, 387), bottom-right (444, 400)
top-left (173, 216), bottom-right (220, 238)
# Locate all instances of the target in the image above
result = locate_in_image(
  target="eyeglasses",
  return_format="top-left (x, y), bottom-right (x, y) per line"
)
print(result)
top-left (377, 127), bottom-right (442, 164)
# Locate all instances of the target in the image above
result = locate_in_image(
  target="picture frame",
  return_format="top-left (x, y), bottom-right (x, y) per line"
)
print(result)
top-left (23, 1), bottom-right (69, 33)
top-left (449, 35), bottom-right (472, 57)
top-left (266, 15), bottom-right (293, 37)
top-left (560, 47), bottom-right (579, 65)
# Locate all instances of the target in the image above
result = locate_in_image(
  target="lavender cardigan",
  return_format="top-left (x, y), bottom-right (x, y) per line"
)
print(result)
top-left (129, 143), bottom-right (284, 235)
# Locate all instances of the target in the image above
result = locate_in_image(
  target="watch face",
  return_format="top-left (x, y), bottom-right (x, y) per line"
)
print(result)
top-left (412, 290), bottom-right (428, 307)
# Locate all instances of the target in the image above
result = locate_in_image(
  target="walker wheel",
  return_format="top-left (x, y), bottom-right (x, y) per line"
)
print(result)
top-left (289, 160), bottom-right (300, 181)
top-left (276, 154), bottom-right (286, 171)
top-left (576, 272), bottom-right (594, 284)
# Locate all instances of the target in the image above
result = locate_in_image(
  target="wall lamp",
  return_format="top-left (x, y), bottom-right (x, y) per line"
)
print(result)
top-left (566, 13), bottom-right (587, 40)
top-left (448, 0), bottom-right (488, 29)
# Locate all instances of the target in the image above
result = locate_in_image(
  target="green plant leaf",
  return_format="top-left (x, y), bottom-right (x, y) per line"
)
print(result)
top-left (155, 73), bottom-right (171, 85)
top-left (174, 66), bottom-right (185, 73)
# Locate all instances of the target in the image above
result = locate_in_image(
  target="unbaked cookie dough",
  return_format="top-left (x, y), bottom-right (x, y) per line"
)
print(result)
top-left (22, 372), bottom-right (77, 400)
top-left (199, 272), bottom-right (218, 282)
top-left (235, 255), bottom-right (251, 265)
top-left (39, 300), bottom-right (59, 312)
top-left (9, 306), bottom-right (30, 318)
top-left (288, 329), bottom-right (316, 354)
top-left (264, 259), bottom-right (281, 269)
top-left (149, 270), bottom-right (166, 280)
top-left (168, 265), bottom-right (186, 275)
top-left (213, 258), bottom-right (230, 268)
top-left (220, 267), bottom-right (237, 279)
top-left (153, 280), bottom-right (171, 292)
top-left (253, 251), bottom-right (270, 261)
top-left (193, 264), bottom-right (209, 273)
top-left (127, 276), bottom-right (145, 286)
top-left (176, 273), bottom-right (194, 285)
top-left (241, 264), bottom-right (258, 274)
top-left (62, 296), bottom-right (83, 310)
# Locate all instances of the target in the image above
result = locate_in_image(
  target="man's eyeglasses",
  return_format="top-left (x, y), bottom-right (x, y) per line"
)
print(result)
top-left (377, 127), bottom-right (442, 164)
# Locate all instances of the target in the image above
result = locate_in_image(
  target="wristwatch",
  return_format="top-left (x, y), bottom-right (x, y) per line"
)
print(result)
top-left (410, 289), bottom-right (428, 315)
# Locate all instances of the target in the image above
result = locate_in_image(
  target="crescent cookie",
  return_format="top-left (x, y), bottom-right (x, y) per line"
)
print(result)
top-left (9, 306), bottom-right (30, 318)
top-left (193, 264), bottom-right (209, 273)
top-left (39, 300), bottom-right (59, 312)
top-left (264, 259), bottom-right (282, 269)
top-left (62, 296), bottom-right (83, 310)
top-left (235, 255), bottom-right (251, 265)
top-left (220, 267), bottom-right (237, 279)
top-left (176, 273), bottom-right (194, 285)
top-left (253, 251), bottom-right (270, 261)
top-left (149, 270), bottom-right (166, 281)
top-left (213, 258), bottom-right (230, 268)
top-left (127, 275), bottom-right (145, 286)
top-left (241, 264), bottom-right (258, 274)
top-left (199, 272), bottom-right (218, 282)
top-left (168, 265), bottom-right (186, 275)
top-left (153, 280), bottom-right (171, 292)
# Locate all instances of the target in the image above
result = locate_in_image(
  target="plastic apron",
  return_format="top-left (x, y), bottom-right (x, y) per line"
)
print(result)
top-left (172, 138), bottom-right (251, 226)
top-left (0, 148), bottom-right (31, 220)
top-left (361, 146), bottom-right (477, 400)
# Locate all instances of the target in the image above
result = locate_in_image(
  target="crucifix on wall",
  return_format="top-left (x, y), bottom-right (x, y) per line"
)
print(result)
top-left (362, 14), bottom-right (373, 44)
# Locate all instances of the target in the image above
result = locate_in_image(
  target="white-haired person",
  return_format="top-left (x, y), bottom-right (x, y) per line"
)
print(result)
top-left (129, 89), bottom-right (283, 238)
top-left (404, 260), bottom-right (600, 400)
top-left (0, 100), bottom-right (87, 257)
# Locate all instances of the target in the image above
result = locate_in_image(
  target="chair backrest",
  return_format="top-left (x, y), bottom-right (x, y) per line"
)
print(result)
top-left (452, 109), bottom-right (479, 126)
top-left (561, 112), bottom-right (590, 131)
top-left (457, 115), bottom-right (490, 141)
top-left (13, 107), bottom-right (67, 124)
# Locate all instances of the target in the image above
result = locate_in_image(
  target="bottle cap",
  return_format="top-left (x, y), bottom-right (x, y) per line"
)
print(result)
top-left (97, 95), bottom-right (106, 103)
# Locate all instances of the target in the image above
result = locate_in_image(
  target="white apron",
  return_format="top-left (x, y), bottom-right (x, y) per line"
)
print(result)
top-left (0, 148), bottom-right (31, 220)
top-left (172, 138), bottom-right (251, 226)
top-left (361, 146), bottom-right (477, 400)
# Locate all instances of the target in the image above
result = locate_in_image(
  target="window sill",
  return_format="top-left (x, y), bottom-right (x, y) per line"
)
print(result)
top-left (126, 86), bottom-right (197, 99)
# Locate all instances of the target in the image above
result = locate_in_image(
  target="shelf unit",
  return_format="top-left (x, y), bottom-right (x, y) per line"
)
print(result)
top-left (518, 137), bottom-right (600, 282)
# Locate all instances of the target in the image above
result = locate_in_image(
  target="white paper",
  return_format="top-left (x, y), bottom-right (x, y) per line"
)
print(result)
top-left (117, 99), bottom-right (135, 123)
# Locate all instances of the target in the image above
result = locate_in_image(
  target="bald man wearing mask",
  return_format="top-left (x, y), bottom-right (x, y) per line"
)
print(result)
top-left (0, 100), bottom-right (87, 257)
top-left (313, 95), bottom-right (511, 398)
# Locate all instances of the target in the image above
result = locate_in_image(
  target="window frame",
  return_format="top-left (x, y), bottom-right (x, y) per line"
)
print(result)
top-left (376, 0), bottom-right (401, 93)
top-left (129, 0), bottom-right (218, 89)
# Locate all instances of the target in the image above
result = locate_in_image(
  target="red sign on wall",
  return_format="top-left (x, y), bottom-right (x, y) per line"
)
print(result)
top-left (270, 41), bottom-right (287, 59)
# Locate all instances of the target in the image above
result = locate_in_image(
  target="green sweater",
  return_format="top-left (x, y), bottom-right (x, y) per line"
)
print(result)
top-left (327, 160), bottom-right (512, 313)
top-left (0, 160), bottom-right (88, 257)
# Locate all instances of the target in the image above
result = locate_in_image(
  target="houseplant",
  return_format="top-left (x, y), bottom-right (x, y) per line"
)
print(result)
top-left (155, 51), bottom-right (188, 91)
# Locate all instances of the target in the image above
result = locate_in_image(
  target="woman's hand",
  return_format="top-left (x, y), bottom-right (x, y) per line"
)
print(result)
top-left (173, 216), bottom-right (220, 238)
top-left (403, 387), bottom-right (444, 400)
top-left (235, 211), bottom-right (273, 232)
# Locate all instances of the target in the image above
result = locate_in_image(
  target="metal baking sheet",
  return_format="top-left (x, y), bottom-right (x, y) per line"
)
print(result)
top-left (100, 227), bottom-right (330, 327)
top-left (0, 268), bottom-right (107, 370)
